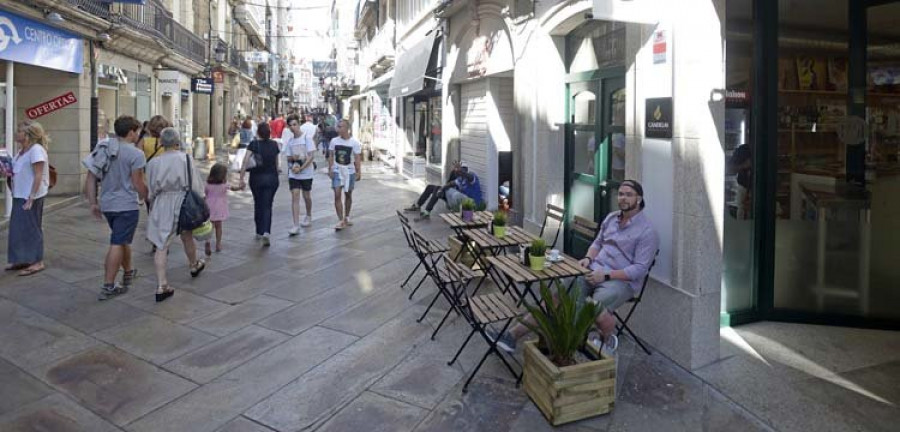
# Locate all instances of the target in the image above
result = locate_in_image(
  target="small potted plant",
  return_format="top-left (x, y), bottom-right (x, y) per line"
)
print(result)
top-left (529, 238), bottom-right (547, 271)
top-left (521, 282), bottom-right (614, 425)
top-left (461, 198), bottom-right (476, 222)
top-left (476, 201), bottom-right (487, 212)
top-left (492, 210), bottom-right (507, 237)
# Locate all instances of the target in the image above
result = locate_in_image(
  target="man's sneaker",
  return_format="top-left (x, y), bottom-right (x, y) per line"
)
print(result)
top-left (419, 210), bottom-right (430, 219)
top-left (121, 269), bottom-right (137, 291)
top-left (300, 215), bottom-right (311, 227)
top-left (600, 334), bottom-right (619, 358)
top-left (288, 226), bottom-right (300, 236)
top-left (344, 216), bottom-right (353, 226)
top-left (98, 283), bottom-right (126, 301)
top-left (403, 204), bottom-right (420, 212)
top-left (261, 233), bottom-right (271, 247)
top-left (486, 328), bottom-right (517, 353)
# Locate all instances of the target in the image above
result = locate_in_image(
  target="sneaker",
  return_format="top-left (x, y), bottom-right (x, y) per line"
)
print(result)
top-left (300, 215), bottom-right (311, 227)
top-left (261, 233), bottom-right (271, 247)
top-left (334, 220), bottom-right (347, 231)
top-left (121, 269), bottom-right (137, 291)
top-left (344, 216), bottom-right (353, 226)
top-left (486, 328), bottom-right (517, 353)
top-left (600, 334), bottom-right (619, 358)
top-left (419, 210), bottom-right (430, 219)
top-left (255, 234), bottom-right (263, 241)
top-left (403, 204), bottom-right (420, 212)
top-left (98, 283), bottom-right (126, 301)
top-left (288, 226), bottom-right (300, 236)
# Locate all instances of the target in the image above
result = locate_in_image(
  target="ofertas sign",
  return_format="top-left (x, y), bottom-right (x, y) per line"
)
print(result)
top-left (0, 9), bottom-right (83, 74)
top-left (26, 92), bottom-right (77, 119)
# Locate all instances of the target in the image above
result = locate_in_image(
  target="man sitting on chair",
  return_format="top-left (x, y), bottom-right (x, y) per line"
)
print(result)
top-left (404, 161), bottom-right (483, 219)
top-left (489, 179), bottom-right (659, 356)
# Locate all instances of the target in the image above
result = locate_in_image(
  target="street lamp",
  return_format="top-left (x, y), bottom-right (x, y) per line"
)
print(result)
top-left (214, 45), bottom-right (227, 63)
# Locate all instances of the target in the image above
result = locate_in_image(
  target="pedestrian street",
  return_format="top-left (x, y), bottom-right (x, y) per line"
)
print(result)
top-left (0, 162), bottom-right (765, 431)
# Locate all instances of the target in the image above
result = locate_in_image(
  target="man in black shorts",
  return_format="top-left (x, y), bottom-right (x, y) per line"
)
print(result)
top-left (284, 116), bottom-right (317, 234)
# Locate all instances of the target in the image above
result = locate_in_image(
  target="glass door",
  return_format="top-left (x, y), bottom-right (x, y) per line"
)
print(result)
top-left (564, 74), bottom-right (626, 257)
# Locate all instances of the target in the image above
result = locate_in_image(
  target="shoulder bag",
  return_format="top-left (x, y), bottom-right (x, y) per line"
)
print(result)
top-left (243, 140), bottom-right (264, 171)
top-left (178, 154), bottom-right (210, 231)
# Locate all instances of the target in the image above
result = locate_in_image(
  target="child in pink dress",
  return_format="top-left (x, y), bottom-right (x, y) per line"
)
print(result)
top-left (204, 163), bottom-right (238, 256)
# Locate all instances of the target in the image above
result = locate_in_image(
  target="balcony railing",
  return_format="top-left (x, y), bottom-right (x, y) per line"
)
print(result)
top-left (65, 0), bottom-right (206, 66)
top-left (229, 46), bottom-right (252, 76)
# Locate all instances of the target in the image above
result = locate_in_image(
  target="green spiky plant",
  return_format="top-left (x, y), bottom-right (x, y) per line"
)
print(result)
top-left (530, 238), bottom-right (547, 257)
top-left (492, 210), bottom-right (507, 226)
top-left (461, 198), bottom-right (476, 211)
top-left (476, 201), bottom-right (487, 212)
top-left (520, 280), bottom-right (604, 367)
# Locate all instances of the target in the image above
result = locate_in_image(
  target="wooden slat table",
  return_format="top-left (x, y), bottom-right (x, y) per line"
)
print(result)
top-left (460, 226), bottom-right (540, 295)
top-left (486, 254), bottom-right (590, 306)
top-left (439, 211), bottom-right (493, 237)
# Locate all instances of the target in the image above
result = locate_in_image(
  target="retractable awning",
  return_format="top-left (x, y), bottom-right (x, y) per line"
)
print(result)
top-left (389, 31), bottom-right (438, 98)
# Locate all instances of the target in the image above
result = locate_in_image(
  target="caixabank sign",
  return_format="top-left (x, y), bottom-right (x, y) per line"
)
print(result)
top-left (645, 97), bottom-right (673, 139)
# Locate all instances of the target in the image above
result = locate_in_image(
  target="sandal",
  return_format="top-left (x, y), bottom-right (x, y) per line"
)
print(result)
top-left (18, 264), bottom-right (45, 277)
top-left (190, 259), bottom-right (206, 278)
top-left (334, 221), bottom-right (346, 231)
top-left (4, 263), bottom-right (28, 271)
top-left (155, 285), bottom-right (175, 302)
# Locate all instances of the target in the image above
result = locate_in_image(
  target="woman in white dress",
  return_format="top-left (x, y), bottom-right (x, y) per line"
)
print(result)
top-left (146, 127), bottom-right (206, 302)
top-left (5, 120), bottom-right (50, 276)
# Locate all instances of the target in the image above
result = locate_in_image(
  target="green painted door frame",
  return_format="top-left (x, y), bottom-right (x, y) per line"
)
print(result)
top-left (563, 67), bottom-right (625, 258)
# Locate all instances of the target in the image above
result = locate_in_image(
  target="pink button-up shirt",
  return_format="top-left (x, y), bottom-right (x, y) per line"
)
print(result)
top-left (589, 210), bottom-right (660, 295)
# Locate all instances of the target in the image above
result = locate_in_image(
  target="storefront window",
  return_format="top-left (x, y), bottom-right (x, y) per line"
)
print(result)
top-left (772, 0), bottom-right (900, 321)
top-left (429, 96), bottom-right (442, 165)
top-left (723, 3), bottom-right (756, 316)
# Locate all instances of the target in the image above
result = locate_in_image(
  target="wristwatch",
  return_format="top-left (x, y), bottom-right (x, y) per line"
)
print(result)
top-left (604, 273), bottom-right (611, 282)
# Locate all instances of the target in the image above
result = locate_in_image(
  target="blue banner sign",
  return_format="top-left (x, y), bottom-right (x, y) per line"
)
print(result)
top-left (0, 9), bottom-right (83, 74)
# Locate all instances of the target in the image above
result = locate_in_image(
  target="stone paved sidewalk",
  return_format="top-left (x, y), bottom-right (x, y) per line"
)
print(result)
top-left (0, 161), bottom-right (769, 431)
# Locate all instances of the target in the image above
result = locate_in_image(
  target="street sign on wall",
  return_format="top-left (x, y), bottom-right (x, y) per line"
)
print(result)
top-left (312, 61), bottom-right (337, 77)
top-left (244, 51), bottom-right (269, 64)
top-left (0, 9), bottom-right (83, 74)
top-left (191, 78), bottom-right (214, 94)
top-left (645, 97), bottom-right (673, 139)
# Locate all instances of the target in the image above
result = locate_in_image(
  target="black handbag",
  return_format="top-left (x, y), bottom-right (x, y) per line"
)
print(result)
top-left (178, 154), bottom-right (210, 231)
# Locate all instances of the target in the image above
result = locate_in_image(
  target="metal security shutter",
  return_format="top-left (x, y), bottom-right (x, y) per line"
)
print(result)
top-left (459, 80), bottom-right (488, 202)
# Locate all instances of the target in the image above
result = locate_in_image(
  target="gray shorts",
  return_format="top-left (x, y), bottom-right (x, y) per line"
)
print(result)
top-left (576, 277), bottom-right (634, 312)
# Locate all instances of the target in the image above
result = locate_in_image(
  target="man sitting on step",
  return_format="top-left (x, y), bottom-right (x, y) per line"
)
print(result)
top-left (404, 160), bottom-right (483, 219)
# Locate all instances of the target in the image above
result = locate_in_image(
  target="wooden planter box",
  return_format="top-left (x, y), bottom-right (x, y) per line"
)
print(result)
top-left (523, 340), bottom-right (616, 426)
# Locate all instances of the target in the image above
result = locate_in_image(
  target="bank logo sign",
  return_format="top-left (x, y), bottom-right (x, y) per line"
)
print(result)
top-left (0, 17), bottom-right (22, 53)
top-left (645, 97), bottom-right (673, 139)
top-left (0, 10), bottom-right (83, 74)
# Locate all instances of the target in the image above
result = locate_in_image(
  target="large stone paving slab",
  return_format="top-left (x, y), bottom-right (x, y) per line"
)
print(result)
top-left (245, 308), bottom-right (431, 431)
top-left (216, 416), bottom-right (276, 432)
top-left (257, 273), bottom-right (392, 336)
top-left (127, 326), bottom-right (358, 432)
top-left (3, 277), bottom-right (149, 334)
top-left (164, 325), bottom-right (289, 384)
top-left (0, 393), bottom-right (120, 432)
top-left (316, 391), bottom-right (428, 432)
top-left (93, 314), bottom-right (217, 364)
top-left (0, 358), bottom-right (53, 416)
top-left (0, 299), bottom-right (98, 371)
top-left (35, 346), bottom-right (196, 426)
top-left (189, 295), bottom-right (294, 337)
top-left (204, 269), bottom-right (299, 304)
top-left (413, 376), bottom-right (529, 432)
top-left (371, 349), bottom-right (466, 410)
top-left (121, 289), bottom-right (230, 324)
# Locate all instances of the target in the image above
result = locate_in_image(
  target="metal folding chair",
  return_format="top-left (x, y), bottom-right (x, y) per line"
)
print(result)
top-left (412, 232), bottom-right (461, 326)
top-left (539, 203), bottom-right (566, 249)
top-left (613, 250), bottom-right (659, 355)
top-left (444, 259), bottom-right (524, 393)
top-left (397, 211), bottom-right (447, 300)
